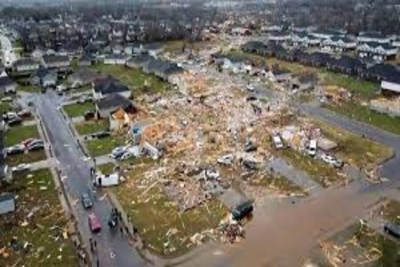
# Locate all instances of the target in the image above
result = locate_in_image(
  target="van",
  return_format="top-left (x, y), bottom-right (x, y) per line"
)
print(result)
top-left (308, 139), bottom-right (317, 157)
top-left (88, 213), bottom-right (101, 233)
top-left (272, 135), bottom-right (284, 149)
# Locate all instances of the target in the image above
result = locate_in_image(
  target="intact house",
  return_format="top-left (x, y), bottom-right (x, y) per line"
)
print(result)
top-left (322, 36), bottom-right (357, 52)
top-left (326, 56), bottom-right (365, 76)
top-left (92, 76), bottom-right (130, 100)
top-left (68, 68), bottom-right (104, 89)
top-left (241, 41), bottom-right (270, 56)
top-left (311, 30), bottom-right (346, 40)
top-left (42, 55), bottom-right (70, 70)
top-left (0, 192), bottom-right (15, 215)
top-left (12, 58), bottom-right (40, 75)
top-left (291, 32), bottom-right (320, 47)
top-left (103, 54), bottom-right (129, 65)
top-left (357, 32), bottom-right (391, 44)
top-left (361, 63), bottom-right (399, 81)
top-left (357, 42), bottom-right (398, 62)
top-left (0, 76), bottom-right (17, 94)
top-left (96, 93), bottom-right (138, 129)
top-left (267, 31), bottom-right (291, 44)
top-left (79, 54), bottom-right (96, 67)
top-left (30, 68), bottom-right (57, 88)
top-left (381, 73), bottom-right (400, 95)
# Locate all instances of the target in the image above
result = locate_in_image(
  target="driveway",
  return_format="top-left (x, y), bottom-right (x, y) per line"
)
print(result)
top-left (31, 91), bottom-right (147, 267)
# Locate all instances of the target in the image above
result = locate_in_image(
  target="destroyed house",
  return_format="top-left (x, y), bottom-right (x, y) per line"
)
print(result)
top-left (96, 93), bottom-right (137, 119)
top-left (92, 76), bottom-right (130, 100)
top-left (326, 56), bottom-right (365, 75)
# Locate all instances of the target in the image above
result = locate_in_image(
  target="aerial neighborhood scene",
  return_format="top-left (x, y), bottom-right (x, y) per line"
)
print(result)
top-left (1, 0), bottom-right (400, 266)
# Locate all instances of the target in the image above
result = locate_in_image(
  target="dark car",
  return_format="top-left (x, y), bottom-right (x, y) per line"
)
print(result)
top-left (6, 146), bottom-right (25, 155)
top-left (81, 192), bottom-right (93, 209)
top-left (8, 117), bottom-right (22, 126)
top-left (27, 142), bottom-right (44, 151)
top-left (384, 223), bottom-right (400, 238)
top-left (92, 131), bottom-right (110, 139)
top-left (231, 200), bottom-right (254, 221)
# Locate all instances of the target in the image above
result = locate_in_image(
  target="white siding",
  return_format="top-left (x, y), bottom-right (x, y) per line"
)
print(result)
top-left (381, 80), bottom-right (400, 93)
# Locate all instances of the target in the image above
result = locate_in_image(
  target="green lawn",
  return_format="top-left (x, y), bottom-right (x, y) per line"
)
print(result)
top-left (98, 163), bottom-right (116, 175)
top-left (0, 101), bottom-right (12, 114)
top-left (85, 135), bottom-right (126, 157)
top-left (75, 119), bottom-right (109, 136)
top-left (4, 125), bottom-right (40, 146)
top-left (0, 169), bottom-right (78, 267)
top-left (91, 64), bottom-right (169, 94)
top-left (229, 50), bottom-right (379, 98)
top-left (113, 169), bottom-right (227, 257)
top-left (6, 150), bottom-right (47, 166)
top-left (326, 102), bottom-right (400, 135)
top-left (322, 72), bottom-right (378, 99)
top-left (63, 102), bottom-right (95, 118)
top-left (314, 119), bottom-right (393, 169)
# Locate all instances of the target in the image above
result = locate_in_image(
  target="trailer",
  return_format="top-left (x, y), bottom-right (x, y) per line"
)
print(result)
top-left (95, 173), bottom-right (119, 187)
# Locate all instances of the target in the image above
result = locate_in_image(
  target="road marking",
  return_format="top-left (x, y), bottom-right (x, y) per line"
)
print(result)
top-left (61, 175), bottom-right (68, 182)
top-left (110, 251), bottom-right (116, 259)
top-left (71, 198), bottom-right (79, 206)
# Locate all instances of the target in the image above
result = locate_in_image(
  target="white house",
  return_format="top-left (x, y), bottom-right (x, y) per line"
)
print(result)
top-left (357, 33), bottom-right (391, 44)
top-left (381, 76), bottom-right (400, 94)
top-left (357, 42), bottom-right (398, 61)
top-left (322, 36), bottom-right (357, 52)
top-left (92, 76), bottom-right (131, 100)
top-left (13, 58), bottom-right (40, 73)
top-left (103, 54), bottom-right (129, 65)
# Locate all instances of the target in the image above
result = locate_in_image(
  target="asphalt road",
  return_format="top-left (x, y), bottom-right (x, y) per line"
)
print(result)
top-left (32, 91), bottom-right (147, 267)
top-left (0, 34), bottom-right (18, 67)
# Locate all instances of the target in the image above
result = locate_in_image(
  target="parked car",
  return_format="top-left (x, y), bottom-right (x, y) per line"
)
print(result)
top-left (321, 153), bottom-right (344, 168)
top-left (272, 135), bottom-right (284, 149)
top-left (244, 140), bottom-right (257, 152)
top-left (120, 151), bottom-right (134, 160)
top-left (17, 109), bottom-right (31, 117)
top-left (232, 200), bottom-right (254, 221)
top-left (21, 138), bottom-right (36, 148)
top-left (8, 116), bottom-right (22, 126)
top-left (91, 131), bottom-right (110, 139)
top-left (246, 84), bottom-right (255, 92)
top-left (384, 223), bottom-right (400, 239)
top-left (81, 192), bottom-right (93, 209)
top-left (27, 142), bottom-right (44, 151)
top-left (11, 163), bottom-right (31, 174)
top-left (110, 147), bottom-right (127, 159)
top-left (88, 213), bottom-right (101, 233)
top-left (307, 139), bottom-right (317, 157)
top-left (6, 145), bottom-right (25, 155)
top-left (217, 154), bottom-right (235, 165)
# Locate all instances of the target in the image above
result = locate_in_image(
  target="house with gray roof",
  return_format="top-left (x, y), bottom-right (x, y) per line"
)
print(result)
top-left (42, 55), bottom-right (70, 70)
top-left (92, 76), bottom-right (130, 100)
top-left (0, 76), bottom-right (16, 94)
top-left (12, 58), bottom-right (40, 74)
